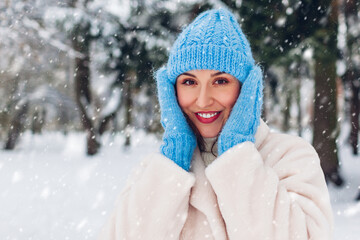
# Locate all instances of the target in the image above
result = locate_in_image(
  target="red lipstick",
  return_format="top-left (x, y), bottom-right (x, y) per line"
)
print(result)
top-left (195, 111), bottom-right (221, 124)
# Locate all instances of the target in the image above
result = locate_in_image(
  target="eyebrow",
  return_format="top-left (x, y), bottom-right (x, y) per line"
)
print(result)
top-left (211, 71), bottom-right (226, 77)
top-left (179, 71), bottom-right (226, 78)
top-left (180, 72), bottom-right (196, 78)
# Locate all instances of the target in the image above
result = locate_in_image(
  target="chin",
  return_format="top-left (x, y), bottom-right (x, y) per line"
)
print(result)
top-left (199, 129), bottom-right (221, 138)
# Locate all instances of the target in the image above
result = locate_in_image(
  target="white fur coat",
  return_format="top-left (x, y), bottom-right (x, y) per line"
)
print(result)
top-left (98, 119), bottom-right (333, 240)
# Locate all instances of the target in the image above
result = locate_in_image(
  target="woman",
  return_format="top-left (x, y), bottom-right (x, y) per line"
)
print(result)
top-left (99, 8), bottom-right (333, 240)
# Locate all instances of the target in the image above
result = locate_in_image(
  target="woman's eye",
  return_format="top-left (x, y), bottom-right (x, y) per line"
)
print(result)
top-left (182, 79), bottom-right (196, 85)
top-left (214, 78), bottom-right (229, 85)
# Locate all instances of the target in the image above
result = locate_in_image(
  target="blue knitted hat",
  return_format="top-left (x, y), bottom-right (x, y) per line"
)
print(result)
top-left (166, 8), bottom-right (255, 84)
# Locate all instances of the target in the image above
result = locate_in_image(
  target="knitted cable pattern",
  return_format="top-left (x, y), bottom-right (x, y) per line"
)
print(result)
top-left (167, 8), bottom-right (255, 84)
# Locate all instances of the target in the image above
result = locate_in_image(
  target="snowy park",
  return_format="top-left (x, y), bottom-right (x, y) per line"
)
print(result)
top-left (1, 124), bottom-right (359, 240)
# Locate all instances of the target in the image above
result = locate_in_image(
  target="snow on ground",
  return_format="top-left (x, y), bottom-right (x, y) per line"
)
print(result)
top-left (328, 122), bottom-right (360, 240)
top-left (0, 126), bottom-right (359, 240)
top-left (0, 131), bottom-right (159, 240)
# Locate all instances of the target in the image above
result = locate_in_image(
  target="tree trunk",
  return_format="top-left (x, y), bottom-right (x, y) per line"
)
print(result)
top-left (344, 0), bottom-right (360, 156)
top-left (4, 102), bottom-right (29, 150)
top-left (313, 61), bottom-right (340, 183)
top-left (312, 0), bottom-right (343, 186)
top-left (73, 53), bottom-right (100, 155)
top-left (296, 77), bottom-right (303, 136)
top-left (350, 76), bottom-right (359, 155)
top-left (282, 85), bottom-right (291, 132)
top-left (124, 71), bottom-right (135, 147)
top-left (72, 25), bottom-right (100, 155)
top-left (31, 108), bottom-right (46, 134)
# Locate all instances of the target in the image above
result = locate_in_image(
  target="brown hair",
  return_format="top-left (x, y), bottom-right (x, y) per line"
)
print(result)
top-left (183, 113), bottom-right (219, 157)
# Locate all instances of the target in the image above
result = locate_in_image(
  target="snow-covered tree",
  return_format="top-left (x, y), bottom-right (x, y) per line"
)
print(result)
top-left (43, 0), bottom-right (202, 154)
top-left (0, 0), bottom-right (78, 148)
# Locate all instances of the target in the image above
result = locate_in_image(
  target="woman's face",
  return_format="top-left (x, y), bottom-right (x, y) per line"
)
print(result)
top-left (176, 69), bottom-right (241, 138)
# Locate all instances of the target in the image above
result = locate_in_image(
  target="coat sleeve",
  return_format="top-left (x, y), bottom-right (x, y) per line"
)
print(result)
top-left (205, 135), bottom-right (333, 240)
top-left (98, 153), bottom-right (196, 240)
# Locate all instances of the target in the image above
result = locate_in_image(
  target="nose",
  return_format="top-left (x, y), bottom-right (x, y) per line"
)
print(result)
top-left (196, 85), bottom-right (214, 108)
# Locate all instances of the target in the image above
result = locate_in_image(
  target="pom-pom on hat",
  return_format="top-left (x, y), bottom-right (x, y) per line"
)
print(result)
top-left (166, 8), bottom-right (255, 84)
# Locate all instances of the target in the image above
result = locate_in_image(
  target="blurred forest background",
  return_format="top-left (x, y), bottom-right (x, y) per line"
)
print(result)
top-left (0, 0), bottom-right (359, 193)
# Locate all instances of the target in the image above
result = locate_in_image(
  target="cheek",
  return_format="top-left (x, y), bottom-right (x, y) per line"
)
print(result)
top-left (216, 89), bottom-right (239, 109)
top-left (176, 87), bottom-right (195, 110)
top-left (216, 86), bottom-right (240, 124)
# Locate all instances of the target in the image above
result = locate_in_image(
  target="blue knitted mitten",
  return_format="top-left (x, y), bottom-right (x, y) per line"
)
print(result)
top-left (156, 67), bottom-right (197, 171)
top-left (218, 65), bottom-right (264, 155)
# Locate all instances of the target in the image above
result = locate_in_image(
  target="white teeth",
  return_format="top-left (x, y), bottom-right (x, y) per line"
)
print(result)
top-left (197, 112), bottom-right (218, 118)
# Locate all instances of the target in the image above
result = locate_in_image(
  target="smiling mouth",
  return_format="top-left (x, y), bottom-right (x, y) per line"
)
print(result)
top-left (195, 111), bottom-right (221, 124)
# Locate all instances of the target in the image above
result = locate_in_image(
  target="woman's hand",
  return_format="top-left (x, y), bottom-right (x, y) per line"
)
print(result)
top-left (218, 65), bottom-right (263, 155)
top-left (156, 67), bottom-right (197, 171)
